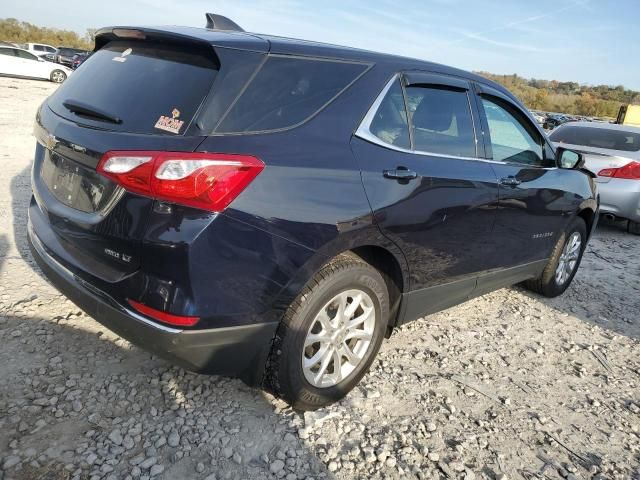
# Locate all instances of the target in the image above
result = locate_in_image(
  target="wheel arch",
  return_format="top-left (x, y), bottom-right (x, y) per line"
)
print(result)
top-left (577, 206), bottom-right (597, 239)
top-left (271, 232), bottom-right (409, 335)
top-left (348, 245), bottom-right (405, 335)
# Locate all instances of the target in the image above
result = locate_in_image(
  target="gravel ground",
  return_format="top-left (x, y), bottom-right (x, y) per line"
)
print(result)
top-left (0, 76), bottom-right (639, 480)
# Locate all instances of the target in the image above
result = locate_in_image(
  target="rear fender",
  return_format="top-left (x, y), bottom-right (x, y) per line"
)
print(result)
top-left (269, 225), bottom-right (409, 323)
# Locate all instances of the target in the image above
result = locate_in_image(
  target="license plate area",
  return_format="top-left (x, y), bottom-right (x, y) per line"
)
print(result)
top-left (40, 150), bottom-right (120, 213)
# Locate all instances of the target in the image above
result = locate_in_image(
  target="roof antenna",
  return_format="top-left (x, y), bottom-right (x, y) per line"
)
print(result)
top-left (205, 13), bottom-right (244, 32)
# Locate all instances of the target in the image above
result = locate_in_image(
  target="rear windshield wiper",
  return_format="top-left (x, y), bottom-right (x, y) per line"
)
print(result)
top-left (63, 100), bottom-right (122, 124)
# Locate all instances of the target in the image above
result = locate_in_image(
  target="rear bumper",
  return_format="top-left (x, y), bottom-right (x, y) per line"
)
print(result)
top-left (596, 179), bottom-right (640, 222)
top-left (28, 222), bottom-right (278, 385)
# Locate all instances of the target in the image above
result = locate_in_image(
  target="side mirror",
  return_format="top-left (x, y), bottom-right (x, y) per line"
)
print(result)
top-left (556, 148), bottom-right (583, 169)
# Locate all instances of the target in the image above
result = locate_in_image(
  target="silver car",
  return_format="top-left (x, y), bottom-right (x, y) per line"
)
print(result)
top-left (549, 122), bottom-right (640, 234)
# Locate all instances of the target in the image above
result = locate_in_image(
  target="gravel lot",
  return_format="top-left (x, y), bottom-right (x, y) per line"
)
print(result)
top-left (0, 76), bottom-right (639, 480)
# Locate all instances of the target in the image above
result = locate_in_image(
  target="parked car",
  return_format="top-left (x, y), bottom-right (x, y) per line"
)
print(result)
top-left (23, 42), bottom-right (57, 57)
top-left (71, 52), bottom-right (90, 69)
top-left (530, 111), bottom-right (546, 125)
top-left (550, 121), bottom-right (640, 234)
top-left (543, 114), bottom-right (574, 130)
top-left (0, 46), bottom-right (72, 83)
top-left (28, 14), bottom-right (598, 410)
top-left (56, 47), bottom-right (89, 67)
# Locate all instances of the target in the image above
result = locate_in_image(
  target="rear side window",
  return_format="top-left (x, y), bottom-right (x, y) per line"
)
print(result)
top-left (550, 125), bottom-right (640, 152)
top-left (216, 56), bottom-right (368, 133)
top-left (406, 86), bottom-right (476, 157)
top-left (16, 50), bottom-right (37, 60)
top-left (48, 41), bottom-right (218, 135)
top-left (369, 80), bottom-right (410, 149)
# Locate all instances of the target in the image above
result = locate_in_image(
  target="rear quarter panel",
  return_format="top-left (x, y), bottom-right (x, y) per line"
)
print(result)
top-left (195, 63), bottom-right (410, 315)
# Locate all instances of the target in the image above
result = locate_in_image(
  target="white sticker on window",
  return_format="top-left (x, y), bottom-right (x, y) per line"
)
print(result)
top-left (112, 48), bottom-right (132, 63)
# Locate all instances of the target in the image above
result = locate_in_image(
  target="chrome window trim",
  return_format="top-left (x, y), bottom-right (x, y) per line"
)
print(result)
top-left (355, 74), bottom-right (492, 163)
top-left (355, 74), bottom-right (558, 169)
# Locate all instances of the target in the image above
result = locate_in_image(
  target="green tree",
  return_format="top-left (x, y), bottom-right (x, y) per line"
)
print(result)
top-left (0, 18), bottom-right (93, 49)
top-left (477, 71), bottom-right (638, 119)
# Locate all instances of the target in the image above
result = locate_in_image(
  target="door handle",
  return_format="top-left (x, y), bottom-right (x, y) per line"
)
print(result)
top-left (383, 167), bottom-right (418, 180)
top-left (500, 176), bottom-right (521, 186)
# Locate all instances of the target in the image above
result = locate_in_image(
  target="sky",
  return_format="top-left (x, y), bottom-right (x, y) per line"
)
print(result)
top-left (6, 0), bottom-right (640, 90)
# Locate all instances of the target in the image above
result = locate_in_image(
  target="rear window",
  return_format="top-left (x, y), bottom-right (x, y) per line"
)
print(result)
top-left (215, 56), bottom-right (369, 133)
top-left (550, 125), bottom-right (640, 152)
top-left (48, 41), bottom-right (218, 135)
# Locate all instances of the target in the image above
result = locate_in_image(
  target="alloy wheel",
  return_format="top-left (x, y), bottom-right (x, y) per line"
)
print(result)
top-left (555, 232), bottom-right (582, 285)
top-left (302, 289), bottom-right (376, 388)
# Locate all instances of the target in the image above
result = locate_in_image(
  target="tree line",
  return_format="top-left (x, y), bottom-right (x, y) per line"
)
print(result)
top-left (478, 72), bottom-right (640, 118)
top-left (0, 18), bottom-right (95, 50)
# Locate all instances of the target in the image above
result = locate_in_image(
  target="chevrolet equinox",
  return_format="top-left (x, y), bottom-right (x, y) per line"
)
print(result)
top-left (28, 14), bottom-right (599, 410)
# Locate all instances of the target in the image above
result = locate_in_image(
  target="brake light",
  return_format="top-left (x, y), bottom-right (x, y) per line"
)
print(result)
top-left (598, 161), bottom-right (640, 180)
top-left (127, 299), bottom-right (199, 327)
top-left (112, 28), bottom-right (146, 40)
top-left (97, 151), bottom-right (264, 212)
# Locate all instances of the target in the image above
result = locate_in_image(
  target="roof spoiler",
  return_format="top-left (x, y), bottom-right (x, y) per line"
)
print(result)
top-left (205, 13), bottom-right (244, 32)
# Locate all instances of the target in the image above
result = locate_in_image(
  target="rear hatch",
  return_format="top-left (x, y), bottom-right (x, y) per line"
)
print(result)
top-left (32, 29), bottom-right (266, 282)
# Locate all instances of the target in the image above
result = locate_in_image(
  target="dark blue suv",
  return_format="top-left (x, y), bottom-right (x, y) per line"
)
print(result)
top-left (28, 15), bottom-right (598, 410)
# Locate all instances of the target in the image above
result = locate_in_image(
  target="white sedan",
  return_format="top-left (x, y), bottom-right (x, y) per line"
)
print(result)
top-left (0, 46), bottom-right (73, 83)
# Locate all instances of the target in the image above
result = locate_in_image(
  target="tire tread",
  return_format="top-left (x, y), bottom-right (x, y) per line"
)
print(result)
top-left (524, 218), bottom-right (586, 297)
top-left (264, 254), bottom-right (379, 409)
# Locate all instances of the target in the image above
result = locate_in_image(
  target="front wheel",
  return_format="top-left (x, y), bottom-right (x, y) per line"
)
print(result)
top-left (628, 220), bottom-right (640, 235)
top-left (265, 255), bottom-right (389, 410)
top-left (524, 218), bottom-right (587, 297)
top-left (50, 69), bottom-right (67, 83)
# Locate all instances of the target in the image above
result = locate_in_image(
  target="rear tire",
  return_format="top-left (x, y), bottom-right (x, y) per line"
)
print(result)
top-left (524, 218), bottom-right (587, 298)
top-left (50, 69), bottom-right (66, 83)
top-left (628, 220), bottom-right (640, 235)
top-left (265, 254), bottom-right (389, 411)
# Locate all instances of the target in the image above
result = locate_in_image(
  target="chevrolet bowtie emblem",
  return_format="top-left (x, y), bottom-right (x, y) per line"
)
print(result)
top-left (46, 134), bottom-right (58, 150)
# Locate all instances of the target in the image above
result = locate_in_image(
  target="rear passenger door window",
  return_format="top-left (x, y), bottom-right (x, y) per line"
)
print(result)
top-left (15, 50), bottom-right (38, 61)
top-left (480, 96), bottom-right (547, 167)
top-left (405, 85), bottom-right (476, 158)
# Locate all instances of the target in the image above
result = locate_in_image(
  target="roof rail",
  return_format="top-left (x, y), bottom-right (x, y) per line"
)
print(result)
top-left (205, 13), bottom-right (244, 32)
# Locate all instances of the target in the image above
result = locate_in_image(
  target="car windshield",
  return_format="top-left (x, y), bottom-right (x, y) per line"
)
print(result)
top-left (550, 125), bottom-right (640, 152)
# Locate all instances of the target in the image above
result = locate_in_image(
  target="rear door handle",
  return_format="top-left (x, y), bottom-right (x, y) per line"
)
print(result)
top-left (383, 168), bottom-right (418, 180)
top-left (500, 176), bottom-right (521, 186)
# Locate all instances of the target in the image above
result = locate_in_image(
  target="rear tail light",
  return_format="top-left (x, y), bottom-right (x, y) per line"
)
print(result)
top-left (97, 151), bottom-right (264, 212)
top-left (598, 161), bottom-right (640, 180)
top-left (127, 299), bottom-right (199, 327)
